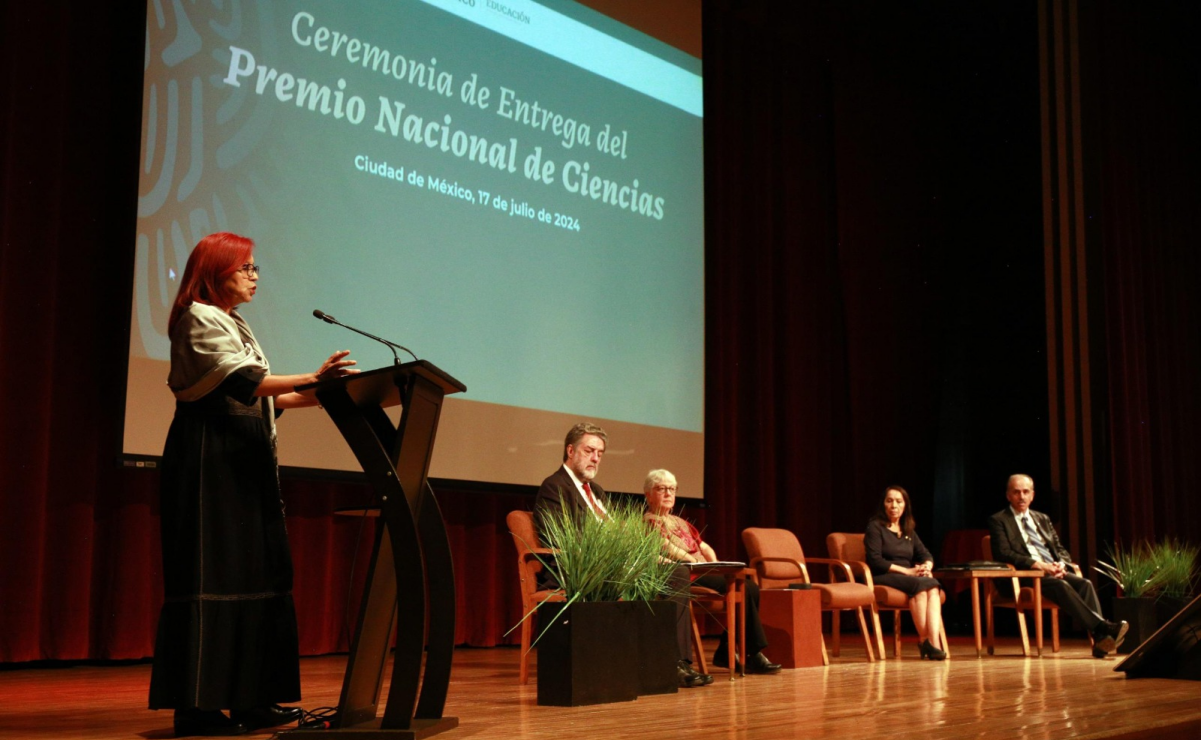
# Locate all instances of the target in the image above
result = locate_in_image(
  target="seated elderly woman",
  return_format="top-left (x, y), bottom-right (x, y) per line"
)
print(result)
top-left (642, 469), bottom-right (781, 674)
top-left (864, 485), bottom-right (947, 660)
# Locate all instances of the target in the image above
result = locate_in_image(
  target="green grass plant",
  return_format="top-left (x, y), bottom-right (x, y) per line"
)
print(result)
top-left (1096, 542), bottom-right (1161, 598)
top-left (536, 496), bottom-right (680, 603)
top-left (509, 494), bottom-right (684, 648)
top-left (1148, 538), bottom-right (1198, 601)
top-left (1097, 538), bottom-right (1198, 600)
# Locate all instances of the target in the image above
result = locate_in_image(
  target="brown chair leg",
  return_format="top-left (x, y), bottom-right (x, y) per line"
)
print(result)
top-left (1051, 607), bottom-right (1061, 653)
top-left (724, 611), bottom-right (738, 680)
top-left (894, 611), bottom-right (903, 658)
top-left (831, 609), bottom-right (842, 657)
top-left (870, 606), bottom-right (887, 661)
top-left (519, 613), bottom-right (533, 685)
top-left (940, 622), bottom-right (950, 658)
top-left (856, 607), bottom-right (876, 662)
top-left (985, 592), bottom-right (995, 656)
top-left (689, 603), bottom-right (709, 675)
top-left (1016, 609), bottom-right (1031, 656)
top-left (738, 589), bottom-right (747, 677)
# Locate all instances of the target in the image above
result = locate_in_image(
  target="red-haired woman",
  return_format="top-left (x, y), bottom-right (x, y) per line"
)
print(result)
top-left (864, 485), bottom-right (947, 660)
top-left (148, 233), bottom-right (356, 737)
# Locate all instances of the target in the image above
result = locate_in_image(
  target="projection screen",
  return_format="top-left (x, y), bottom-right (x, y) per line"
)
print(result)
top-left (123, 0), bottom-right (704, 496)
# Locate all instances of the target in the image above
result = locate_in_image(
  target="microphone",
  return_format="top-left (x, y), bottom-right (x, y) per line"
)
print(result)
top-left (312, 309), bottom-right (418, 364)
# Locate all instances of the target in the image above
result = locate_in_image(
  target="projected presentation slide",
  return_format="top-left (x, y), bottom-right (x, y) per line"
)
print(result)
top-left (124, 0), bottom-right (704, 495)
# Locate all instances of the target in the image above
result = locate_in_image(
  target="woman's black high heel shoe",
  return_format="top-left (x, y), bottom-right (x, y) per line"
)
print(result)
top-left (920, 639), bottom-right (947, 661)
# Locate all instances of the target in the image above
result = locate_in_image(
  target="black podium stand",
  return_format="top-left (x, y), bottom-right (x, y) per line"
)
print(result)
top-left (293, 361), bottom-right (465, 739)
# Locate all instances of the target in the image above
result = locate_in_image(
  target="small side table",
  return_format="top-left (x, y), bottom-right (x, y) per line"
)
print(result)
top-left (759, 588), bottom-right (826, 667)
top-left (932, 568), bottom-right (1044, 657)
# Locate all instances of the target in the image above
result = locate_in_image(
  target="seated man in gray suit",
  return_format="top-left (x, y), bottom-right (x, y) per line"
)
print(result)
top-left (988, 474), bottom-right (1128, 658)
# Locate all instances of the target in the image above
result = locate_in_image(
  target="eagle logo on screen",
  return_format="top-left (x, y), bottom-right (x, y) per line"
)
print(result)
top-left (133, 1), bottom-right (278, 360)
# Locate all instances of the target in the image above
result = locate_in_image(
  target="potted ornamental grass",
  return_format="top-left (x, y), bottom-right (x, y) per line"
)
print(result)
top-left (1096, 542), bottom-right (1161, 650)
top-left (520, 497), bottom-right (683, 706)
top-left (1149, 539), bottom-right (1199, 627)
top-left (1097, 538), bottom-right (1198, 653)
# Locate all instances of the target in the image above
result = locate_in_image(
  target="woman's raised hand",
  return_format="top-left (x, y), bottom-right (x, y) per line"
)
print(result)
top-left (316, 350), bottom-right (359, 381)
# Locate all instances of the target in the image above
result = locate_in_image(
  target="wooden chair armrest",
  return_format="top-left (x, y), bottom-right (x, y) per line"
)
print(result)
top-left (841, 559), bottom-right (875, 588)
top-left (1067, 562), bottom-right (1083, 577)
top-left (520, 548), bottom-right (556, 564)
top-left (988, 563), bottom-right (1026, 595)
top-left (804, 556), bottom-right (856, 583)
top-left (749, 556), bottom-right (810, 584)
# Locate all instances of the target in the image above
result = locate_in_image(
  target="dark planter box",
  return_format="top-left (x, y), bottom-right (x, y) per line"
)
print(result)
top-left (1114, 597), bottom-right (1157, 654)
top-left (1156, 597), bottom-right (1190, 627)
top-left (633, 601), bottom-right (679, 696)
top-left (537, 600), bottom-right (678, 706)
top-left (537, 601), bottom-right (640, 706)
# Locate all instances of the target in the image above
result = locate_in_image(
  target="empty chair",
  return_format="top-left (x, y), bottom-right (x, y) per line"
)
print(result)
top-left (742, 527), bottom-right (876, 661)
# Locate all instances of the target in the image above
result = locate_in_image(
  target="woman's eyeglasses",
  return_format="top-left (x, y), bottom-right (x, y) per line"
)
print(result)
top-left (239, 263), bottom-right (260, 277)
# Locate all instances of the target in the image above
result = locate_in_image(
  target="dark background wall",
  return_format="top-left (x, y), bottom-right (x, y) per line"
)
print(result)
top-left (702, 1), bottom-right (1048, 560)
top-left (2, 0), bottom-right (1198, 662)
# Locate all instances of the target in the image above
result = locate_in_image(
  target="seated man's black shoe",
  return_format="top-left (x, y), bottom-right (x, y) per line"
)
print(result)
top-left (746, 651), bottom-right (782, 674)
top-left (713, 649), bottom-right (781, 674)
top-left (1091, 625), bottom-right (1117, 656)
top-left (1109, 620), bottom-right (1130, 650)
top-left (173, 709), bottom-right (248, 737)
top-left (677, 659), bottom-right (712, 688)
top-left (711, 648), bottom-right (737, 671)
top-left (230, 704), bottom-right (304, 730)
top-left (1092, 619), bottom-right (1129, 657)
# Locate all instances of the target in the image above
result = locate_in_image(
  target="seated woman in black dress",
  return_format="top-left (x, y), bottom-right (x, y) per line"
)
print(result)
top-left (864, 486), bottom-right (947, 660)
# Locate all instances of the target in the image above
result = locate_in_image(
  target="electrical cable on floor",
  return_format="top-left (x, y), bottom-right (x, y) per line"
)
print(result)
top-left (273, 706), bottom-right (339, 735)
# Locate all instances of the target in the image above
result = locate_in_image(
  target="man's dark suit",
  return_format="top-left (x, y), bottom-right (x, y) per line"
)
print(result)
top-left (534, 466), bottom-right (601, 534)
top-left (533, 465), bottom-right (693, 663)
top-left (987, 507), bottom-right (1104, 631)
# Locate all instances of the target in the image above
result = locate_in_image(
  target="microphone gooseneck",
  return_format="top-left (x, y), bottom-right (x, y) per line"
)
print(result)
top-left (311, 309), bottom-right (417, 365)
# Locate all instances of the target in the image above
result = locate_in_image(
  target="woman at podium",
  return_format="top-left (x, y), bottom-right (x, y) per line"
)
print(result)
top-left (148, 232), bottom-right (356, 737)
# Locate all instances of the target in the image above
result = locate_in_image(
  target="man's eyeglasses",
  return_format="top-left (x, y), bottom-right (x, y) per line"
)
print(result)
top-left (652, 485), bottom-right (678, 493)
top-left (238, 263), bottom-right (260, 277)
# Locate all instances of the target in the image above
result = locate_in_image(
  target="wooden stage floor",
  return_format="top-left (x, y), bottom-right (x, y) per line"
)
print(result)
top-left (3, 637), bottom-right (1200, 740)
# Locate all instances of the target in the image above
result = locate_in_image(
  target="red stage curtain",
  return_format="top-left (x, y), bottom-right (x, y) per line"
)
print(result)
top-left (1089, 2), bottom-right (1201, 545)
top-left (701, 1), bottom-right (1049, 554)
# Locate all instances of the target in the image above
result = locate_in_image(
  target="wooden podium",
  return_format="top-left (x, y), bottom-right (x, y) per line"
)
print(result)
top-left (294, 361), bottom-right (465, 739)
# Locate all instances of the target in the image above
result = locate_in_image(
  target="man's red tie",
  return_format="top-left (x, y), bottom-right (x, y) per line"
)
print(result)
top-left (582, 482), bottom-right (604, 519)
